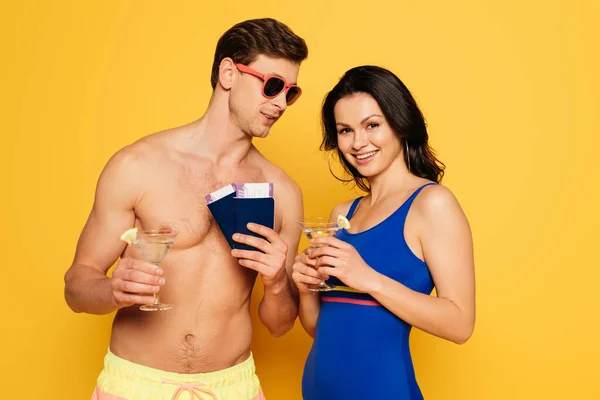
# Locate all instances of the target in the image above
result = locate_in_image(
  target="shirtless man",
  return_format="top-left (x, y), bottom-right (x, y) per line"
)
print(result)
top-left (64, 18), bottom-right (308, 400)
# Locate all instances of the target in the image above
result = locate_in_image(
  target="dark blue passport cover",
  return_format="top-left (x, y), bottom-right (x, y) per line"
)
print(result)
top-left (232, 197), bottom-right (275, 251)
top-left (206, 192), bottom-right (236, 249)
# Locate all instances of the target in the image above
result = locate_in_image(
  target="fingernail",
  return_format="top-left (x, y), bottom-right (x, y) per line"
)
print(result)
top-left (233, 234), bottom-right (240, 240)
top-left (231, 250), bottom-right (238, 256)
top-left (156, 268), bottom-right (163, 275)
top-left (247, 223), bottom-right (255, 228)
top-left (154, 286), bottom-right (160, 292)
top-left (159, 278), bottom-right (165, 285)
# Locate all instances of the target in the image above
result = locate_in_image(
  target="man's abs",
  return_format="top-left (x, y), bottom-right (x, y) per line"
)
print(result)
top-left (109, 246), bottom-right (257, 374)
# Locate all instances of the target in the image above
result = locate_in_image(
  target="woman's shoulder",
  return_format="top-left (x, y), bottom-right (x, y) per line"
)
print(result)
top-left (330, 197), bottom-right (362, 220)
top-left (413, 182), bottom-right (465, 220)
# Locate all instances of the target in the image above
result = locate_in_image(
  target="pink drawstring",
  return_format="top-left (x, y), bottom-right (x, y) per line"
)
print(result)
top-left (160, 380), bottom-right (218, 400)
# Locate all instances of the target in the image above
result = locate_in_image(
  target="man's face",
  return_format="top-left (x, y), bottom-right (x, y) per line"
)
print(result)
top-left (229, 55), bottom-right (301, 139)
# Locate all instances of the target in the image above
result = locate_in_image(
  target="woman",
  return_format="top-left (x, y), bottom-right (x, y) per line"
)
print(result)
top-left (292, 66), bottom-right (475, 399)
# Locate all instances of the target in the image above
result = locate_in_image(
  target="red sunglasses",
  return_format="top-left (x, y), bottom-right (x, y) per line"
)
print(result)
top-left (235, 63), bottom-right (302, 105)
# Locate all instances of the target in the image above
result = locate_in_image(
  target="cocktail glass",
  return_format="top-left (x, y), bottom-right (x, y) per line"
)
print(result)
top-left (133, 229), bottom-right (178, 311)
top-left (298, 217), bottom-right (340, 291)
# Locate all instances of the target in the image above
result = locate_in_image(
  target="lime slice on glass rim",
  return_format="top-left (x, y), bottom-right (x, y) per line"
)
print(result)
top-left (119, 227), bottom-right (138, 244)
top-left (337, 215), bottom-right (351, 229)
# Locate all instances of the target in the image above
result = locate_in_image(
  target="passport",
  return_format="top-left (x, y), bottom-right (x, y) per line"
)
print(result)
top-left (205, 183), bottom-right (274, 251)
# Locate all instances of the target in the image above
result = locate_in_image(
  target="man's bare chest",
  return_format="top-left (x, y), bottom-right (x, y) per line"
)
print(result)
top-left (133, 167), bottom-right (270, 249)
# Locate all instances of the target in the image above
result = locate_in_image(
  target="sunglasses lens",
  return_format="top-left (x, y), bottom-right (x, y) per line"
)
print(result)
top-left (286, 87), bottom-right (301, 105)
top-left (263, 77), bottom-right (285, 97)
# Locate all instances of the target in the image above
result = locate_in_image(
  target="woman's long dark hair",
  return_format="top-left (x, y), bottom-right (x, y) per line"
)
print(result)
top-left (321, 65), bottom-right (445, 192)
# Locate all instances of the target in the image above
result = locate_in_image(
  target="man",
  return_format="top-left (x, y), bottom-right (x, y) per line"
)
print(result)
top-left (64, 18), bottom-right (308, 399)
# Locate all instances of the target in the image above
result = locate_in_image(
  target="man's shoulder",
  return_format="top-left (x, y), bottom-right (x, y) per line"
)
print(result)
top-left (252, 152), bottom-right (300, 194)
top-left (271, 166), bottom-right (300, 193)
top-left (108, 126), bottom-right (181, 167)
top-left (106, 138), bottom-right (152, 170)
top-left (94, 125), bottom-right (190, 199)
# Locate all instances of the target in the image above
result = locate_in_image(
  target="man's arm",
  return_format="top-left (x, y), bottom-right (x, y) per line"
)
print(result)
top-left (64, 146), bottom-right (163, 314)
top-left (231, 180), bottom-right (303, 336)
top-left (258, 180), bottom-right (303, 335)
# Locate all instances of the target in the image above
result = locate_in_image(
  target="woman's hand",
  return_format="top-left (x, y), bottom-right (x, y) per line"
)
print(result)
top-left (291, 247), bottom-right (325, 294)
top-left (310, 236), bottom-right (381, 293)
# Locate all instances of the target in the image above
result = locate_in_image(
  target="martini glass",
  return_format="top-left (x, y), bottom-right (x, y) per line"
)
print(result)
top-left (298, 217), bottom-right (340, 291)
top-left (133, 229), bottom-right (178, 311)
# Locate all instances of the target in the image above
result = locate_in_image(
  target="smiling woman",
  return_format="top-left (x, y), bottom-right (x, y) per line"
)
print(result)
top-left (321, 66), bottom-right (445, 193)
top-left (291, 65), bottom-right (475, 400)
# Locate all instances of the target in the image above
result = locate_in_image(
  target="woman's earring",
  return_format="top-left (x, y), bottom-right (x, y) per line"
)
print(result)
top-left (404, 140), bottom-right (411, 172)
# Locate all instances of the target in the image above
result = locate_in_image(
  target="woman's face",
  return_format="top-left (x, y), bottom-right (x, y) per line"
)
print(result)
top-left (334, 93), bottom-right (403, 179)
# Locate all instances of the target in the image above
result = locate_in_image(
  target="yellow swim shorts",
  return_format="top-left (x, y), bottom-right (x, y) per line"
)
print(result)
top-left (91, 349), bottom-right (266, 400)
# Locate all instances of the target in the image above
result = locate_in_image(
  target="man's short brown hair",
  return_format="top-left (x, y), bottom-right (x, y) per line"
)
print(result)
top-left (210, 18), bottom-right (308, 89)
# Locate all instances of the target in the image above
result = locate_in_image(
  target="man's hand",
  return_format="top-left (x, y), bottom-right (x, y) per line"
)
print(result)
top-left (110, 257), bottom-right (165, 308)
top-left (231, 223), bottom-right (289, 290)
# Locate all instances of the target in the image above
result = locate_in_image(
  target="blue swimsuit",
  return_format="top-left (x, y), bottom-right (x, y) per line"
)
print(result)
top-left (302, 183), bottom-right (436, 399)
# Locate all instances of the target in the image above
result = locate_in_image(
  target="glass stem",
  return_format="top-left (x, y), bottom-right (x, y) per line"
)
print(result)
top-left (152, 262), bottom-right (161, 305)
top-left (312, 246), bottom-right (326, 286)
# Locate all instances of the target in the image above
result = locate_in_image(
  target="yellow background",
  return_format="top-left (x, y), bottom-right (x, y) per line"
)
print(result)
top-left (1, 1), bottom-right (598, 398)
